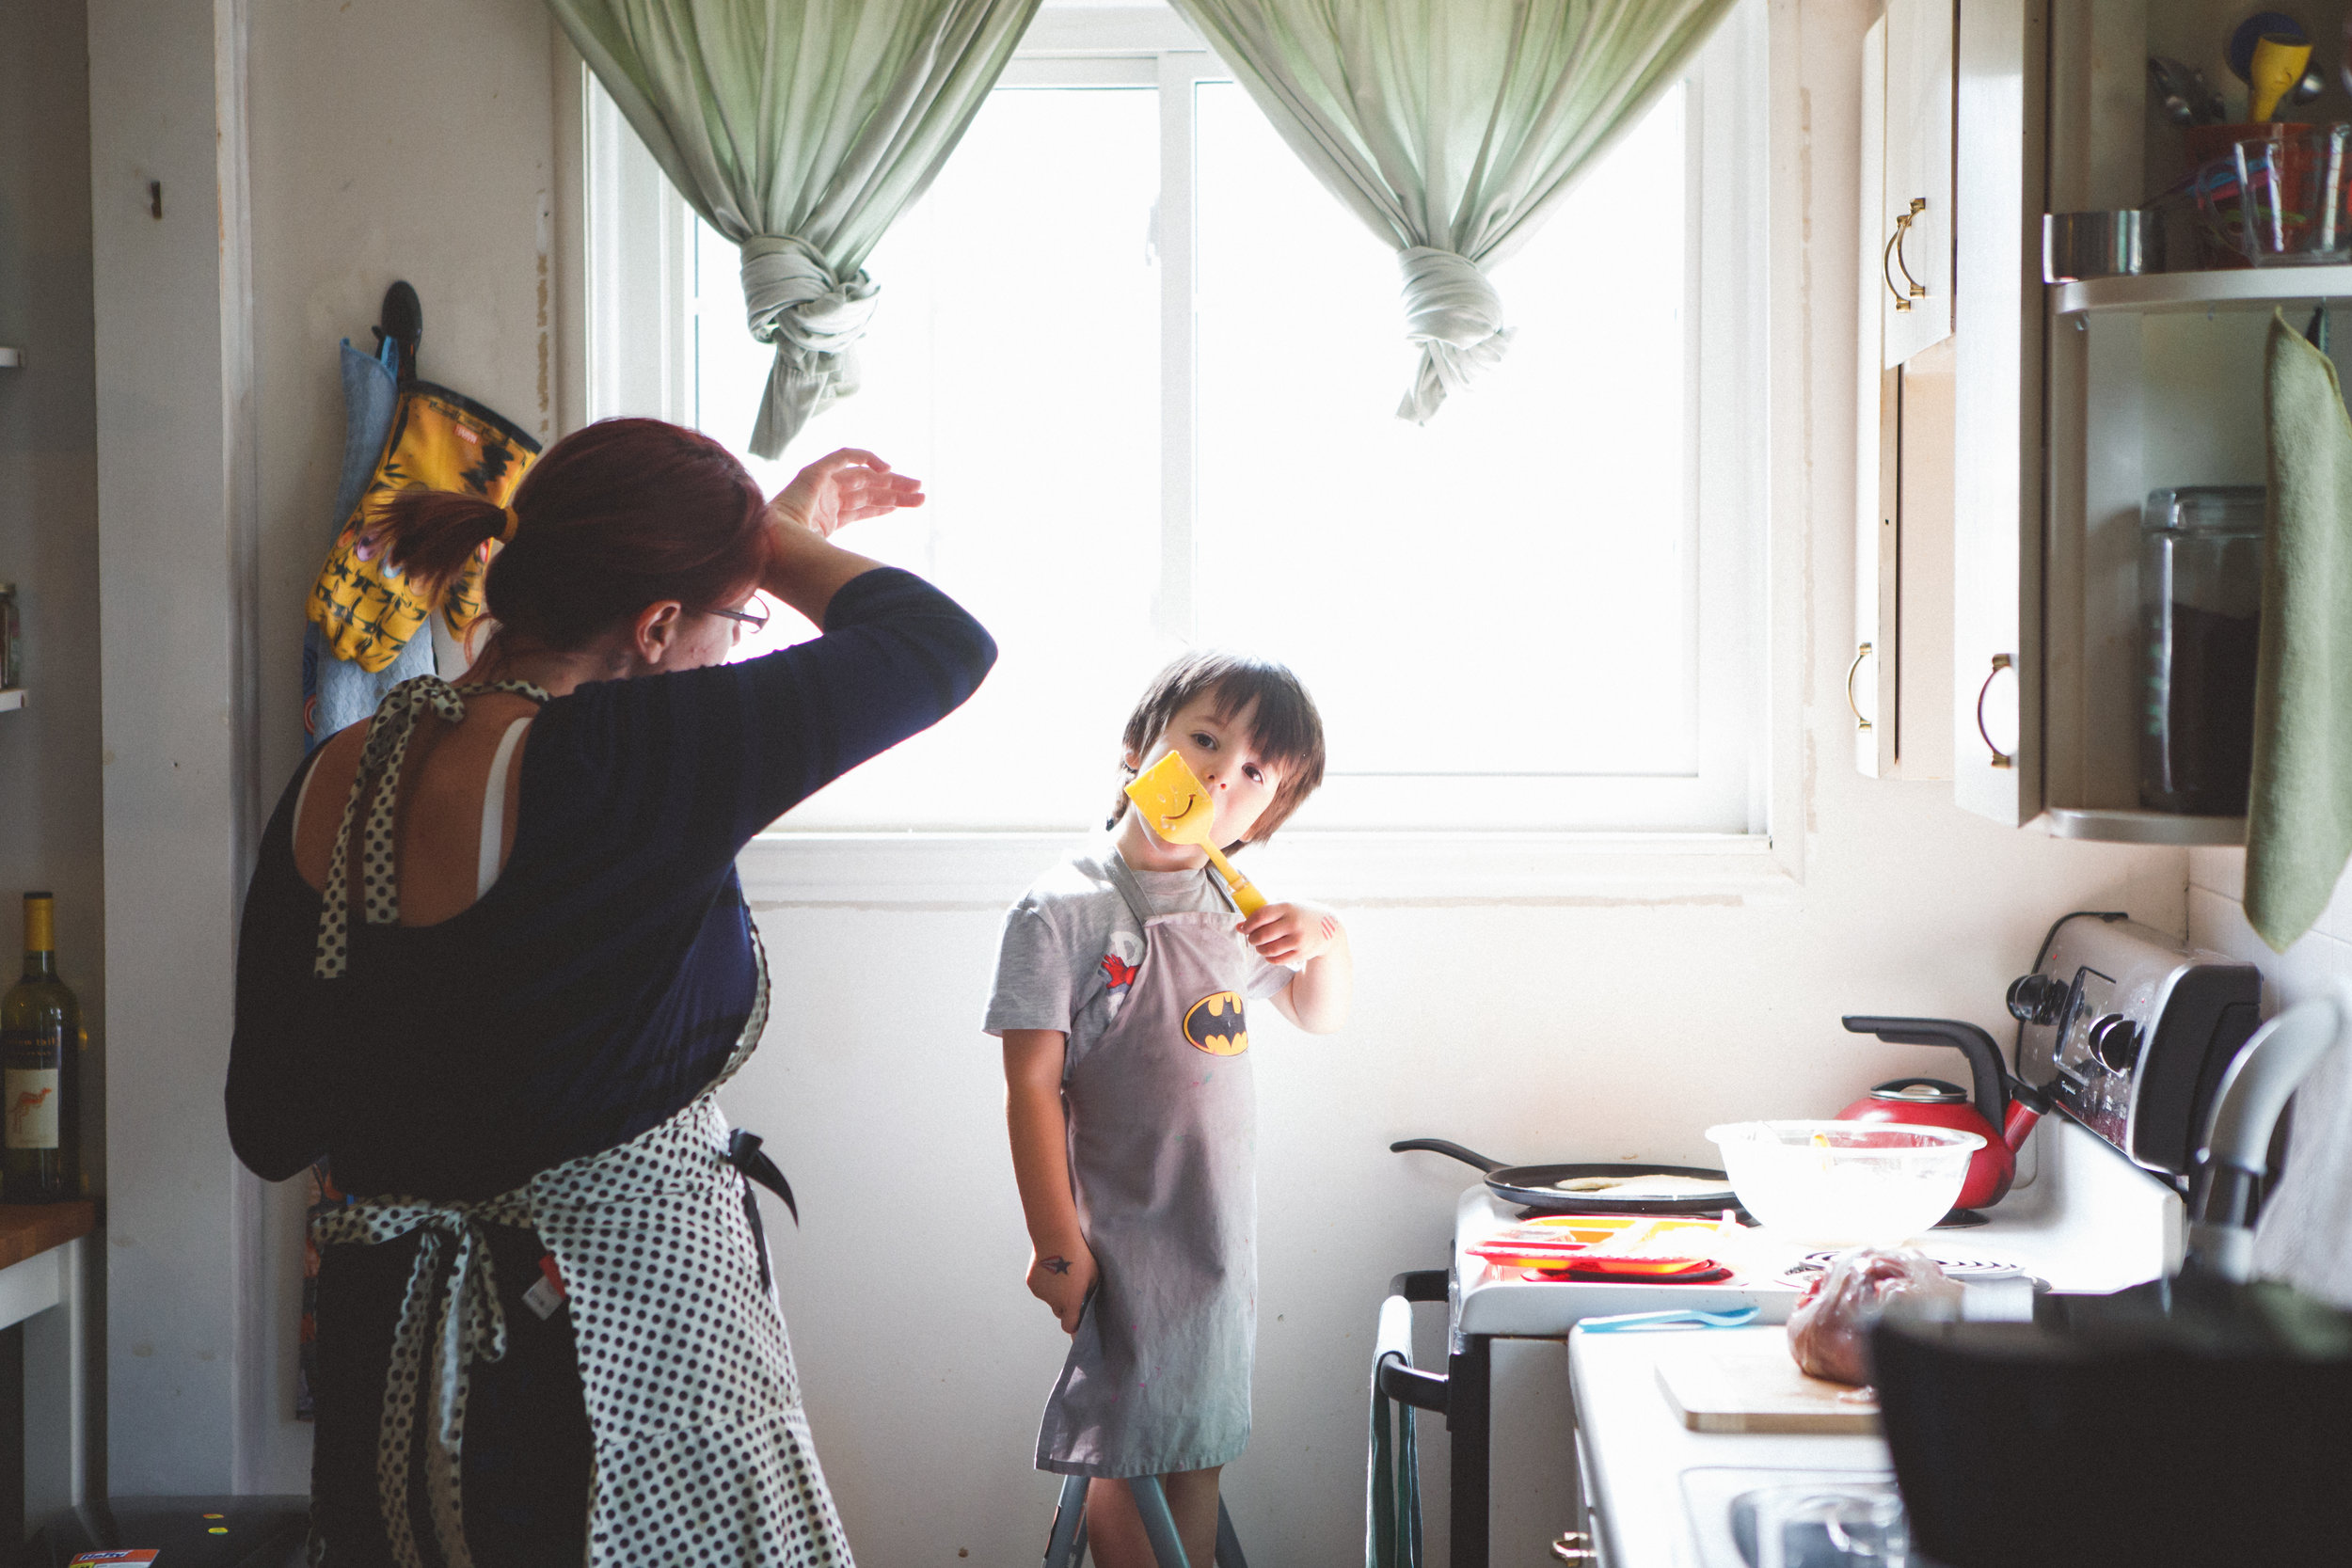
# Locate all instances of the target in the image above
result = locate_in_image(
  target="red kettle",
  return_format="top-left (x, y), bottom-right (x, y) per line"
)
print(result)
top-left (1836, 1015), bottom-right (2049, 1212)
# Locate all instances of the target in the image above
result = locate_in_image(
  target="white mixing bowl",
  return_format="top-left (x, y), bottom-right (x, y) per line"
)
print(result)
top-left (1705, 1120), bottom-right (1985, 1246)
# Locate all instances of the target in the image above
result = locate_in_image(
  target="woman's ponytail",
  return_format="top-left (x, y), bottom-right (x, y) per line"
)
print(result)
top-left (363, 490), bottom-right (510, 599)
top-left (359, 419), bottom-right (767, 653)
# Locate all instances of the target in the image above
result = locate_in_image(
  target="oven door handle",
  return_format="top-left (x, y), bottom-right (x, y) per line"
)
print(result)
top-left (1375, 1278), bottom-right (1453, 1412)
top-left (1370, 1269), bottom-right (1491, 1568)
top-left (1376, 1355), bottom-right (1451, 1413)
top-left (1390, 1269), bottom-right (1447, 1303)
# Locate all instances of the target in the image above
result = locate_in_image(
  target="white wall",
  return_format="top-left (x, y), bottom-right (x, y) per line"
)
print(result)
top-left (87, 0), bottom-right (263, 1497)
top-left (723, 1), bottom-right (2185, 1561)
top-left (2188, 852), bottom-right (2352, 1009)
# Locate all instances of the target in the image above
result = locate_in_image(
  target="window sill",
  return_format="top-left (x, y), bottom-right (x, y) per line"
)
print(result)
top-left (736, 830), bottom-right (1791, 910)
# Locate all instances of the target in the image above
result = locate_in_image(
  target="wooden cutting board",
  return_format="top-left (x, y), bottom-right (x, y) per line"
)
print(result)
top-left (1651, 1326), bottom-right (1881, 1433)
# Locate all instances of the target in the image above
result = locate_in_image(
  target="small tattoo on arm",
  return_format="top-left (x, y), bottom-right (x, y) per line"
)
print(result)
top-left (1319, 916), bottom-right (1337, 941)
top-left (1041, 1256), bottom-right (1073, 1275)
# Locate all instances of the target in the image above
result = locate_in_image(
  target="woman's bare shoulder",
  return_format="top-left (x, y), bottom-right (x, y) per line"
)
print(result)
top-left (292, 721), bottom-right (371, 890)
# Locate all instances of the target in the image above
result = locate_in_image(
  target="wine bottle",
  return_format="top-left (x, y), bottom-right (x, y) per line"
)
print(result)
top-left (2, 892), bottom-right (79, 1202)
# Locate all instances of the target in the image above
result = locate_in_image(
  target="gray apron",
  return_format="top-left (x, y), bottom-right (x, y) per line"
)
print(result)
top-left (1038, 857), bottom-right (1259, 1479)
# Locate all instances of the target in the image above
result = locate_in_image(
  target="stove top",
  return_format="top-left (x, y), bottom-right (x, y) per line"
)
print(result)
top-left (1451, 1117), bottom-right (2185, 1337)
top-left (1678, 1468), bottom-right (1954, 1568)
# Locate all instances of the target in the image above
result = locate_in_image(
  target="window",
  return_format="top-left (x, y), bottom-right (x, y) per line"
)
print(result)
top-left (583, 0), bottom-right (1767, 835)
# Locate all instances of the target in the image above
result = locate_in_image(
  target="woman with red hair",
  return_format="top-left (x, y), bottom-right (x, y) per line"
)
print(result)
top-left (228, 420), bottom-right (994, 1568)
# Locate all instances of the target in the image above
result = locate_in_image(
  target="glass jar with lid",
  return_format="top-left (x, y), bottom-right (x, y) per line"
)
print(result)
top-left (2139, 487), bottom-right (2265, 816)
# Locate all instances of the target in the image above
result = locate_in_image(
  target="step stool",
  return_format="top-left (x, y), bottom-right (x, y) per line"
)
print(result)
top-left (1041, 1474), bottom-right (1248, 1568)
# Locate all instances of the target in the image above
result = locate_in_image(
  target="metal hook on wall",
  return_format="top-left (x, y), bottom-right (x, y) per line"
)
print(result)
top-left (373, 281), bottom-right (422, 387)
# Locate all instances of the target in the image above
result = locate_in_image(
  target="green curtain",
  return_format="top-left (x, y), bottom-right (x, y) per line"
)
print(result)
top-left (1168, 0), bottom-right (1737, 421)
top-left (549, 0), bottom-right (1041, 456)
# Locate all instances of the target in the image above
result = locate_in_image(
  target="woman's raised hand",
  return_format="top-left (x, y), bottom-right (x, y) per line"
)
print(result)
top-left (766, 449), bottom-right (926, 541)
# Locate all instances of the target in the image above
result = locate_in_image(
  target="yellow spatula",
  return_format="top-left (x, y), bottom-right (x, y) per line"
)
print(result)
top-left (2251, 35), bottom-right (2312, 120)
top-left (1123, 751), bottom-right (1268, 915)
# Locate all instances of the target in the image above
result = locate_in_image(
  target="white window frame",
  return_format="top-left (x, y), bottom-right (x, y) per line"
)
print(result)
top-left (568, 0), bottom-right (1787, 903)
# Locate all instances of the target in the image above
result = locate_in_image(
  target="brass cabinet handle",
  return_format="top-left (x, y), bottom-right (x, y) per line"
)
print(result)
top-left (1882, 226), bottom-right (1910, 310)
top-left (1883, 197), bottom-right (1929, 312)
top-left (1976, 653), bottom-right (2015, 768)
top-left (1847, 642), bottom-right (1874, 731)
top-left (1892, 198), bottom-right (1930, 298)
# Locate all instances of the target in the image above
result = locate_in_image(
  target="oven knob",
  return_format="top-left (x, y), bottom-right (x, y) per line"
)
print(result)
top-left (2089, 1014), bottom-right (2141, 1073)
top-left (2007, 973), bottom-right (2068, 1025)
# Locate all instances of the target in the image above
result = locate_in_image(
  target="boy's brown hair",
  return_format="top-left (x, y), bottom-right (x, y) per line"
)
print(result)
top-left (1108, 651), bottom-right (1327, 851)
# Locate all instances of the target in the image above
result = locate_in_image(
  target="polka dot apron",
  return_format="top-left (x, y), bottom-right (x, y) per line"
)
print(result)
top-left (309, 676), bottom-right (852, 1568)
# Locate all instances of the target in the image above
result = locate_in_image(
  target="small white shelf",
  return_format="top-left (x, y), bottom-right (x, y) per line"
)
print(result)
top-left (0, 347), bottom-right (19, 369)
top-left (2041, 806), bottom-right (2244, 846)
top-left (0, 689), bottom-right (24, 713)
top-left (2052, 267), bottom-right (2352, 317)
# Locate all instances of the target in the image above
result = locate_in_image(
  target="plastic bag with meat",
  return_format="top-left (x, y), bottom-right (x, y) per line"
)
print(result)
top-left (1786, 1247), bottom-right (1963, 1386)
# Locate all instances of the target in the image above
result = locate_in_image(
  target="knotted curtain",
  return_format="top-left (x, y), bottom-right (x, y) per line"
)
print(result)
top-left (1167, 0), bottom-right (1738, 420)
top-left (548, 0), bottom-right (1042, 456)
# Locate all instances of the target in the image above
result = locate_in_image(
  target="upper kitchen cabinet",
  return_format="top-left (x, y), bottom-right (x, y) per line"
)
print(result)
top-left (1940, 0), bottom-right (2352, 841)
top-left (1856, 14), bottom-right (1959, 782)
top-left (1857, 15), bottom-right (1895, 776)
top-left (1948, 0), bottom-right (2044, 827)
top-left (1881, 0), bottom-right (1958, 364)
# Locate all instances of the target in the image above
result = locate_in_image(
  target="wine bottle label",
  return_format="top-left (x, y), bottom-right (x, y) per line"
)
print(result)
top-left (3, 1024), bottom-right (63, 1151)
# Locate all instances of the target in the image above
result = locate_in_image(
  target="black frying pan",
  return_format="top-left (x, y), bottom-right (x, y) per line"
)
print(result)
top-left (1391, 1137), bottom-right (1742, 1216)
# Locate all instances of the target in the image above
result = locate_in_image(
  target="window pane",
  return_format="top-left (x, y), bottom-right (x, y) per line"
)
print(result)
top-left (1191, 82), bottom-right (1693, 779)
top-left (689, 87), bottom-right (1165, 829)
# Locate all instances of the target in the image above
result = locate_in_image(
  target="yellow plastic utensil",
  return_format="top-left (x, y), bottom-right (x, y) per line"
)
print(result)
top-left (2251, 35), bottom-right (2312, 120)
top-left (1123, 751), bottom-right (1268, 915)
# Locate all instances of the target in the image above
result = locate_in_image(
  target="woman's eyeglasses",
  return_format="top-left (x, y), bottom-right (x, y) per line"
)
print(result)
top-left (705, 600), bottom-right (771, 634)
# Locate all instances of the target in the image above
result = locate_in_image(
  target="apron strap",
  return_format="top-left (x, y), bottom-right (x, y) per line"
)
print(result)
top-left (726, 1129), bottom-right (798, 1295)
top-left (1100, 852), bottom-right (1160, 927)
top-left (1102, 849), bottom-right (1241, 927)
top-left (312, 1191), bottom-right (530, 1568)
top-left (314, 674), bottom-right (548, 979)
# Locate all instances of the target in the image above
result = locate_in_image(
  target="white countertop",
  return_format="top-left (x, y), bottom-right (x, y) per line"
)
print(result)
top-left (1569, 1325), bottom-right (1893, 1568)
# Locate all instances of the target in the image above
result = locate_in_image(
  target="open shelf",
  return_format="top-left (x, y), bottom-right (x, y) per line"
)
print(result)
top-left (0, 1202), bottom-right (93, 1272)
top-left (0, 689), bottom-right (24, 713)
top-left (2053, 267), bottom-right (2352, 317)
top-left (2040, 807), bottom-right (2245, 847)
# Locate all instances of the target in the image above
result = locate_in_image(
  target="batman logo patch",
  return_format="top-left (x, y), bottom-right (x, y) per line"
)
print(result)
top-left (1183, 990), bottom-right (1249, 1056)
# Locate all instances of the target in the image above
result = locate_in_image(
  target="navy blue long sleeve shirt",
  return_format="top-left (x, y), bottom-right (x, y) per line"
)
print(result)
top-left (228, 567), bottom-right (994, 1199)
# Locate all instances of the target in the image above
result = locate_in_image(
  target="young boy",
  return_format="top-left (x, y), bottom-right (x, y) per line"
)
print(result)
top-left (986, 651), bottom-right (1353, 1568)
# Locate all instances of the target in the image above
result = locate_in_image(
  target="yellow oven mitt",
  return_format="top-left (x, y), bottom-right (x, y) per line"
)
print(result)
top-left (305, 382), bottom-right (541, 673)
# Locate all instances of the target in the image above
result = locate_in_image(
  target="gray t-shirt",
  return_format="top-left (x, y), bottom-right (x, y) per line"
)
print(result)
top-left (984, 847), bottom-right (1294, 1070)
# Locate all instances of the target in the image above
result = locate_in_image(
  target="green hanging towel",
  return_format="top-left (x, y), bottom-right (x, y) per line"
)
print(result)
top-left (2249, 310), bottom-right (2352, 951)
top-left (1364, 1317), bottom-right (1422, 1568)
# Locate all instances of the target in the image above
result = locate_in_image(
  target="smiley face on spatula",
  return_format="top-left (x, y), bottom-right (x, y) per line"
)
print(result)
top-left (1125, 751), bottom-right (1217, 847)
